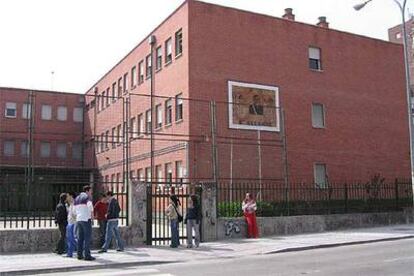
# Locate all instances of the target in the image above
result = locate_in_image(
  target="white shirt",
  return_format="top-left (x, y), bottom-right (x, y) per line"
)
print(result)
top-left (75, 192), bottom-right (94, 222)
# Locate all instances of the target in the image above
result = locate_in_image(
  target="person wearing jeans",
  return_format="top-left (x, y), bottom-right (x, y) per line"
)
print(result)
top-left (166, 195), bottom-right (181, 248)
top-left (94, 194), bottom-right (108, 247)
top-left (75, 186), bottom-right (95, 261)
top-left (185, 195), bottom-right (201, 248)
top-left (66, 192), bottom-right (77, 257)
top-left (98, 191), bottom-right (124, 253)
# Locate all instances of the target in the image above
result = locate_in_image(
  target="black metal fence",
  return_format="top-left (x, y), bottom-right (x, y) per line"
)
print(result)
top-left (217, 179), bottom-right (413, 217)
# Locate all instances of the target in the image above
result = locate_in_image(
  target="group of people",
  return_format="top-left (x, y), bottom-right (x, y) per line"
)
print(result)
top-left (54, 186), bottom-right (124, 261)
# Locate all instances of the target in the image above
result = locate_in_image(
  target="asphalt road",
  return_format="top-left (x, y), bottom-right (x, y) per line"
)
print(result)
top-left (35, 239), bottom-right (414, 276)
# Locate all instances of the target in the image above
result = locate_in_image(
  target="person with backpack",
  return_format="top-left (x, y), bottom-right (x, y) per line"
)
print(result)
top-left (54, 193), bottom-right (68, 255)
top-left (98, 191), bottom-right (124, 253)
top-left (185, 194), bottom-right (201, 248)
top-left (166, 195), bottom-right (182, 248)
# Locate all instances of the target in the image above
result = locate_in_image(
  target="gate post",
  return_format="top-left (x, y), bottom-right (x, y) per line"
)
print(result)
top-left (201, 182), bottom-right (217, 242)
top-left (126, 179), bottom-right (147, 246)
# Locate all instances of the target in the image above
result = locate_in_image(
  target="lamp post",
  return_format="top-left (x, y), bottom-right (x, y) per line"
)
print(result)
top-left (355, 0), bottom-right (414, 201)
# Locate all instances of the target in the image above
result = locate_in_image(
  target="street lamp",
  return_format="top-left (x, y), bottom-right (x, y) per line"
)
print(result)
top-left (354, 0), bottom-right (414, 200)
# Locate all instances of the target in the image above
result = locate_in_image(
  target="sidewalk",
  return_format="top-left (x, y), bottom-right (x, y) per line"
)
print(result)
top-left (1, 224), bottom-right (413, 275)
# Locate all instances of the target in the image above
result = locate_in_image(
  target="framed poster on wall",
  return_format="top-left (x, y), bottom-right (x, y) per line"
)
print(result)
top-left (228, 80), bottom-right (280, 132)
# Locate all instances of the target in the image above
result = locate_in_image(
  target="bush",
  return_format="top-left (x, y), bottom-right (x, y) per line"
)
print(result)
top-left (218, 201), bottom-right (242, 217)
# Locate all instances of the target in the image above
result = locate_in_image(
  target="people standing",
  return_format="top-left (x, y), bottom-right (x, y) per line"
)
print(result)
top-left (54, 193), bottom-right (68, 255)
top-left (74, 186), bottom-right (95, 261)
top-left (98, 191), bottom-right (124, 253)
top-left (242, 193), bottom-right (258, 239)
top-left (94, 193), bottom-right (108, 248)
top-left (185, 194), bottom-right (201, 248)
top-left (66, 192), bottom-right (77, 258)
top-left (166, 195), bottom-right (182, 248)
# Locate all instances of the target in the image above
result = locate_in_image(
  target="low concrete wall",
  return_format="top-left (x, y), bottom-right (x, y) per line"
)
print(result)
top-left (217, 209), bottom-right (414, 240)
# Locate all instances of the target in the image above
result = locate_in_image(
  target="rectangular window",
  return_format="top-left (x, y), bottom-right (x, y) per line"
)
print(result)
top-left (138, 113), bottom-right (144, 136)
top-left (123, 72), bottom-right (128, 93)
top-left (175, 29), bottom-right (183, 56)
top-left (131, 117), bottom-right (137, 138)
top-left (146, 54), bottom-right (152, 78)
top-left (101, 92), bottom-right (106, 110)
top-left (100, 133), bottom-right (105, 152)
top-left (56, 143), bottom-right (67, 159)
top-left (112, 82), bottom-right (117, 102)
top-left (165, 98), bottom-right (172, 125)
top-left (117, 124), bottom-right (122, 144)
top-left (155, 104), bottom-right (162, 128)
top-left (118, 77), bottom-right (123, 98)
top-left (106, 88), bottom-right (110, 106)
top-left (73, 107), bottom-right (83, 122)
top-left (22, 103), bottom-right (32, 119)
top-left (40, 142), bottom-right (51, 158)
top-left (57, 106), bottom-right (68, 121)
top-left (137, 169), bottom-right (144, 181)
top-left (4, 141), bottom-right (15, 156)
top-left (20, 140), bottom-right (28, 157)
top-left (175, 94), bottom-right (183, 121)
top-left (5, 102), bottom-right (17, 118)
top-left (72, 143), bottom-right (82, 160)
top-left (131, 66), bottom-right (137, 87)
top-left (309, 47), bottom-right (321, 70)
top-left (175, 160), bottom-right (184, 181)
top-left (314, 163), bottom-right (327, 188)
top-left (105, 130), bottom-right (110, 149)
top-left (165, 163), bottom-right (173, 184)
top-left (312, 103), bottom-right (325, 128)
top-left (165, 38), bottom-right (172, 64)
top-left (145, 167), bottom-right (151, 182)
top-left (111, 127), bottom-right (116, 148)
top-left (155, 165), bottom-right (162, 183)
top-left (97, 94), bottom-right (101, 112)
top-left (156, 46), bottom-right (162, 70)
top-left (145, 109), bottom-right (152, 133)
top-left (41, 105), bottom-right (52, 120)
top-left (111, 174), bottom-right (115, 185)
top-left (138, 60), bottom-right (144, 83)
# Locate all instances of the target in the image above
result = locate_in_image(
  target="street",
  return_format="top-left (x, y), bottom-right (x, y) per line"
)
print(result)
top-left (35, 239), bottom-right (414, 276)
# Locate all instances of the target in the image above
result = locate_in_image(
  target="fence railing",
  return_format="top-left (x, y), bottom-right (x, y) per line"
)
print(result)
top-left (217, 179), bottom-right (413, 217)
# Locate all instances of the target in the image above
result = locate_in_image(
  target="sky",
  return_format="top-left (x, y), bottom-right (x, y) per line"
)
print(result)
top-left (0, 0), bottom-right (412, 94)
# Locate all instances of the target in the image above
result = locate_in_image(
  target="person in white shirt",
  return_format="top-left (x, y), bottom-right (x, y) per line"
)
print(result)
top-left (65, 192), bottom-right (77, 258)
top-left (74, 186), bottom-right (95, 261)
top-left (242, 193), bottom-right (259, 238)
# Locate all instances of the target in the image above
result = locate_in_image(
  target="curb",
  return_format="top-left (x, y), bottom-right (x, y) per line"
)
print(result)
top-left (265, 235), bottom-right (414, 255)
top-left (0, 260), bottom-right (179, 276)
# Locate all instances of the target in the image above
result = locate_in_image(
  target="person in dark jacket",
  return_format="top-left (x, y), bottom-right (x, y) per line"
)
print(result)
top-left (185, 194), bottom-right (201, 248)
top-left (54, 193), bottom-right (68, 254)
top-left (98, 191), bottom-right (124, 253)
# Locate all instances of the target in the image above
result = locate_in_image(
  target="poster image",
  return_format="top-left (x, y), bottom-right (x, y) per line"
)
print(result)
top-left (228, 81), bottom-right (280, 132)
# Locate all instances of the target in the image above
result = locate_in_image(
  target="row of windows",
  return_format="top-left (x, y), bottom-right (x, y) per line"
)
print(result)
top-left (2, 140), bottom-right (82, 160)
top-left (92, 29), bottom-right (183, 113)
top-left (95, 94), bottom-right (183, 153)
top-left (4, 102), bottom-right (83, 122)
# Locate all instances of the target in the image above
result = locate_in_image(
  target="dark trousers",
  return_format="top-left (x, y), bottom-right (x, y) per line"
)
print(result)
top-left (98, 220), bottom-right (107, 247)
top-left (56, 223), bottom-right (67, 253)
top-left (76, 220), bottom-right (92, 258)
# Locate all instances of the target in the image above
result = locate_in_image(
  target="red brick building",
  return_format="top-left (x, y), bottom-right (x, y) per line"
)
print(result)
top-left (84, 0), bottom-right (409, 186)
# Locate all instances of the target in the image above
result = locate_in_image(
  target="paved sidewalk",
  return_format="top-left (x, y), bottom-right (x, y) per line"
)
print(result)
top-left (1, 224), bottom-right (413, 275)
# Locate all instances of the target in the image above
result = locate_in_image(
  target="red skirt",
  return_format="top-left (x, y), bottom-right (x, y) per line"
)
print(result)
top-left (244, 212), bottom-right (258, 238)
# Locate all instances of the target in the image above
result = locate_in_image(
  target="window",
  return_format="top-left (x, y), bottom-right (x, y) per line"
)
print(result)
top-left (138, 60), bottom-right (144, 83)
top-left (105, 130), bottom-right (110, 149)
top-left (155, 165), bottom-right (162, 183)
top-left (123, 72), bottom-right (128, 93)
top-left (111, 174), bottom-right (115, 186)
top-left (106, 88), bottom-right (110, 106)
top-left (20, 141), bottom-right (29, 157)
top-left (145, 167), bottom-right (151, 182)
top-left (146, 54), bottom-right (152, 78)
top-left (101, 92), bottom-right (105, 110)
top-left (22, 103), bottom-right (32, 119)
top-left (116, 173), bottom-right (121, 192)
top-left (312, 103), bottom-right (325, 128)
top-left (131, 66), bottom-right (137, 87)
top-left (156, 46), bottom-right (162, 71)
top-left (175, 94), bottom-right (183, 121)
top-left (41, 105), bottom-right (52, 120)
top-left (314, 163), bottom-right (327, 188)
top-left (72, 143), bottom-right (82, 160)
top-left (57, 106), bottom-right (68, 121)
top-left (155, 104), bottom-right (162, 128)
top-left (176, 161), bottom-right (184, 181)
top-left (112, 82), bottom-right (117, 102)
top-left (175, 29), bottom-right (183, 56)
top-left (122, 122), bottom-right (126, 143)
top-left (146, 109), bottom-right (152, 133)
top-left (165, 163), bottom-right (173, 184)
top-left (138, 113), bottom-right (144, 136)
top-left (309, 47), bottom-right (321, 70)
top-left (73, 107), bottom-right (83, 122)
top-left (131, 117), bottom-right (137, 138)
top-left (165, 99), bottom-right (173, 125)
top-left (100, 133), bottom-right (105, 152)
top-left (40, 142), bottom-right (51, 157)
top-left (165, 38), bottom-right (172, 64)
top-left (118, 77), bottom-right (123, 98)
top-left (137, 169), bottom-right (144, 181)
top-left (130, 170), bottom-right (135, 181)
top-left (56, 143), bottom-right (67, 159)
top-left (396, 32), bottom-right (402, 39)
top-left (111, 127), bottom-right (116, 148)
top-left (5, 102), bottom-right (17, 118)
top-left (4, 141), bottom-right (14, 156)
top-left (117, 124), bottom-right (122, 144)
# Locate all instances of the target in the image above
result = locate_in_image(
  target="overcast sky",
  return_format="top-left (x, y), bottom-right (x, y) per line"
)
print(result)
top-left (0, 0), bottom-right (412, 94)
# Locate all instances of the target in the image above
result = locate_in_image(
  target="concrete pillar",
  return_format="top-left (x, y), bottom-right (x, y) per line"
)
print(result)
top-left (201, 182), bottom-right (217, 241)
top-left (124, 179), bottom-right (146, 245)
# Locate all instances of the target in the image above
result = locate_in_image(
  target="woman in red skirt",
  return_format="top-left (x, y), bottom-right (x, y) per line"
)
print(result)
top-left (242, 193), bottom-right (258, 238)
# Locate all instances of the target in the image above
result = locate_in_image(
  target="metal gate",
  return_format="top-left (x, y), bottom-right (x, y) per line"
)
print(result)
top-left (146, 182), bottom-right (202, 246)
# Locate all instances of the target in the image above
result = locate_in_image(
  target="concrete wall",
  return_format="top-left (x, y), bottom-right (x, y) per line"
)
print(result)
top-left (217, 209), bottom-right (414, 240)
